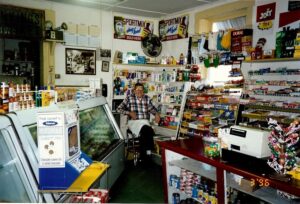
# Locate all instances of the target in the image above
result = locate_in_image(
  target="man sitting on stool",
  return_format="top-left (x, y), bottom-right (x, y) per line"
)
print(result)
top-left (117, 83), bottom-right (160, 164)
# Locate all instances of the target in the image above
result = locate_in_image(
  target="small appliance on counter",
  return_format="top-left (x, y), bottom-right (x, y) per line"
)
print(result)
top-left (220, 125), bottom-right (274, 175)
top-left (225, 125), bottom-right (271, 158)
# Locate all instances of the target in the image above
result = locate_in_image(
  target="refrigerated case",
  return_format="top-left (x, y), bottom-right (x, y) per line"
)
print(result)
top-left (76, 97), bottom-right (125, 189)
top-left (0, 115), bottom-right (38, 202)
top-left (7, 106), bottom-right (60, 202)
top-left (7, 97), bottom-right (125, 192)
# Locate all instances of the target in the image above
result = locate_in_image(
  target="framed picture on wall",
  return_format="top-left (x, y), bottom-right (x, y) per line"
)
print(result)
top-left (101, 61), bottom-right (110, 72)
top-left (65, 48), bottom-right (96, 75)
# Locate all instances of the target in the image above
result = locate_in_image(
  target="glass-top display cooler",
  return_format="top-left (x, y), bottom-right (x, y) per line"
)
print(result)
top-left (76, 97), bottom-right (125, 188)
top-left (4, 96), bottom-right (124, 196)
top-left (6, 106), bottom-right (61, 202)
top-left (0, 115), bottom-right (39, 202)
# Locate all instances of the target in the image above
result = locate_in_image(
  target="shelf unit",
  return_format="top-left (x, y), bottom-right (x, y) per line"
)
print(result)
top-left (236, 103), bottom-right (300, 130)
top-left (242, 58), bottom-right (300, 103)
top-left (158, 137), bottom-right (300, 204)
top-left (112, 63), bottom-right (191, 136)
top-left (178, 92), bottom-right (239, 139)
top-left (0, 38), bottom-right (40, 88)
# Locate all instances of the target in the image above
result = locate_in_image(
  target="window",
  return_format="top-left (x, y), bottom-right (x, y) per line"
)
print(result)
top-left (212, 16), bottom-right (246, 32)
top-left (195, 0), bottom-right (254, 34)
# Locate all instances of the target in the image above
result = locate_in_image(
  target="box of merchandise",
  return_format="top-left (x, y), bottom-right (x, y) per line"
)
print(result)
top-left (69, 189), bottom-right (109, 203)
top-left (231, 29), bottom-right (253, 56)
top-left (239, 178), bottom-right (259, 192)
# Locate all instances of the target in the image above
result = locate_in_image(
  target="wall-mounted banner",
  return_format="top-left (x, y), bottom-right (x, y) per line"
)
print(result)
top-left (256, 2), bottom-right (276, 31)
top-left (114, 16), bottom-right (154, 41)
top-left (159, 15), bottom-right (189, 41)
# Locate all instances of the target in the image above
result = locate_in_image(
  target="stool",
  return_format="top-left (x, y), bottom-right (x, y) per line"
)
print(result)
top-left (125, 129), bottom-right (140, 166)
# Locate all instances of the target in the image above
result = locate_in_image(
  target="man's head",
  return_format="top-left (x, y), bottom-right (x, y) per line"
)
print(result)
top-left (134, 83), bottom-right (144, 98)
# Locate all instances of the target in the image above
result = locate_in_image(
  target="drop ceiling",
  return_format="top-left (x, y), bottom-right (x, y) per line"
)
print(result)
top-left (47, 0), bottom-right (221, 18)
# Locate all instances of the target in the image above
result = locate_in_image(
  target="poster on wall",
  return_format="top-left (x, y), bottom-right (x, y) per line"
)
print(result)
top-left (37, 112), bottom-right (65, 168)
top-left (256, 2), bottom-right (276, 31)
top-left (279, 10), bottom-right (300, 29)
top-left (114, 16), bottom-right (154, 41)
top-left (159, 15), bottom-right (189, 41)
top-left (65, 48), bottom-right (96, 75)
top-left (99, 49), bottom-right (111, 61)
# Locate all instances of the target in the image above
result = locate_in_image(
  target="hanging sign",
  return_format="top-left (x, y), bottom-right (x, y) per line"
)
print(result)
top-left (159, 15), bottom-right (189, 41)
top-left (114, 16), bottom-right (154, 41)
top-left (279, 10), bottom-right (300, 29)
top-left (256, 2), bottom-right (276, 30)
top-left (37, 112), bottom-right (65, 168)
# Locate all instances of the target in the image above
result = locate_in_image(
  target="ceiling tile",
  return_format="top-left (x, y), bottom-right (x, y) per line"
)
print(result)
top-left (46, 0), bottom-right (221, 18)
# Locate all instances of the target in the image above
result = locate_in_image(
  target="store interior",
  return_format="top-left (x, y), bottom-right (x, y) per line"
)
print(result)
top-left (1, 0), bottom-right (300, 203)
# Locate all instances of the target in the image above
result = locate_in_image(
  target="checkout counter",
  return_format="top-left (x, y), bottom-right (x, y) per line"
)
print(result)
top-left (158, 137), bottom-right (300, 204)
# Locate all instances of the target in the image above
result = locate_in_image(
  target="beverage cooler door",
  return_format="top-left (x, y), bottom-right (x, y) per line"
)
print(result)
top-left (0, 116), bottom-right (37, 202)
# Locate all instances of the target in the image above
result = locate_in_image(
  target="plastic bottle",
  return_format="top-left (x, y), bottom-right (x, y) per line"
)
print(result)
top-left (187, 37), bottom-right (192, 65)
top-left (172, 69), bottom-right (177, 82)
top-left (179, 53), bottom-right (184, 65)
top-left (162, 69), bottom-right (167, 82)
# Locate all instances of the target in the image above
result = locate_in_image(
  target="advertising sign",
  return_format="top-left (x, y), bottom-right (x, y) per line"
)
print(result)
top-left (159, 15), bottom-right (189, 41)
top-left (37, 112), bottom-right (65, 168)
top-left (256, 2), bottom-right (276, 30)
top-left (114, 16), bottom-right (154, 41)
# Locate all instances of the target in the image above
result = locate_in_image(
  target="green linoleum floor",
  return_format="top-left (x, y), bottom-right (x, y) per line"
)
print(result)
top-left (109, 161), bottom-right (165, 203)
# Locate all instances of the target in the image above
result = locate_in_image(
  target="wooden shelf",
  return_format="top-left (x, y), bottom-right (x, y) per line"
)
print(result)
top-left (0, 59), bottom-right (34, 63)
top-left (0, 74), bottom-right (27, 77)
top-left (113, 63), bottom-right (184, 67)
top-left (244, 104), bottom-right (300, 113)
top-left (226, 173), bottom-right (291, 204)
top-left (44, 39), bottom-right (65, 43)
top-left (169, 158), bottom-right (217, 181)
top-left (244, 57), bottom-right (300, 63)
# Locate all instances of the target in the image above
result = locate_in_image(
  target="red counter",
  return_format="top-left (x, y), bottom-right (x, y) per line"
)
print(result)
top-left (158, 137), bottom-right (300, 204)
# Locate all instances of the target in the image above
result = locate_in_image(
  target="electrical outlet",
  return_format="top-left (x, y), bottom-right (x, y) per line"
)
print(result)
top-left (55, 74), bottom-right (60, 79)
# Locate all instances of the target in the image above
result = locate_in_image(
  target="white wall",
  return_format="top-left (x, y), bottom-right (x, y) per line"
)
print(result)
top-left (1, 0), bottom-right (290, 105)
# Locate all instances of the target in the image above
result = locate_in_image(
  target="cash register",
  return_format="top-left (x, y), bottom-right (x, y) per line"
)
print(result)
top-left (221, 125), bottom-right (273, 174)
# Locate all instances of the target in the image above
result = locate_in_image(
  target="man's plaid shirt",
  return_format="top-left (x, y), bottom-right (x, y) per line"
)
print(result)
top-left (116, 93), bottom-right (158, 119)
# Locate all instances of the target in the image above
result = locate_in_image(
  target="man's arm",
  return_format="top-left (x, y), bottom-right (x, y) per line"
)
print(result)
top-left (116, 96), bottom-right (137, 119)
top-left (116, 97), bottom-right (130, 115)
top-left (148, 97), bottom-right (160, 123)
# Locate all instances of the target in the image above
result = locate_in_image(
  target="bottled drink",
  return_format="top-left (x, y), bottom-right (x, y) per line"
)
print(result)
top-left (187, 37), bottom-right (192, 65)
top-left (162, 69), bottom-right (167, 82)
top-left (172, 69), bottom-right (177, 82)
top-left (179, 53), bottom-right (184, 65)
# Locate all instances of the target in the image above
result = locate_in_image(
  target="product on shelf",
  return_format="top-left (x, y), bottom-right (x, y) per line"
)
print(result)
top-left (179, 90), bottom-right (239, 139)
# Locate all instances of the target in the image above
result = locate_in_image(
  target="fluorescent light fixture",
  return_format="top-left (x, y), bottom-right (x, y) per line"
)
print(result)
top-left (78, 0), bottom-right (125, 6)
